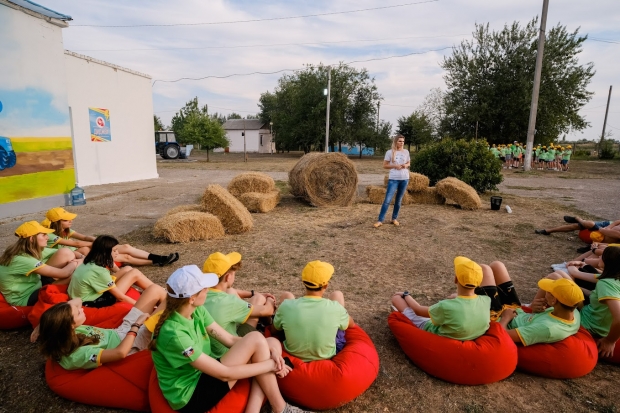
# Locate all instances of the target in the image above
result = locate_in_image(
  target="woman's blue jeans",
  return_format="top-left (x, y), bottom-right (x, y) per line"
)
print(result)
top-left (378, 179), bottom-right (409, 222)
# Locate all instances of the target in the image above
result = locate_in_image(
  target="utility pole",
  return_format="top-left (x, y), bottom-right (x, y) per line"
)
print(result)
top-left (243, 119), bottom-right (247, 162)
top-left (600, 85), bottom-right (613, 147)
top-left (475, 121), bottom-right (479, 140)
top-left (325, 66), bottom-right (331, 153)
top-left (524, 0), bottom-right (550, 171)
top-left (377, 101), bottom-right (380, 131)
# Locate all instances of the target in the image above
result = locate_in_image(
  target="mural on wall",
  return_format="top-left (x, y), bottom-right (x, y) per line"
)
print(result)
top-left (0, 7), bottom-right (74, 205)
top-left (89, 107), bottom-right (111, 142)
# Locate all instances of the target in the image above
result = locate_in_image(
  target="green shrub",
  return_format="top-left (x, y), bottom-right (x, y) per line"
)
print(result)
top-left (410, 138), bottom-right (503, 193)
top-left (573, 149), bottom-right (591, 157)
top-left (599, 140), bottom-right (617, 160)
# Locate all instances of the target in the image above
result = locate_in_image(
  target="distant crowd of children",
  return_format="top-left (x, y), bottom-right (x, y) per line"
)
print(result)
top-left (1, 206), bottom-right (619, 413)
top-left (489, 141), bottom-right (573, 171)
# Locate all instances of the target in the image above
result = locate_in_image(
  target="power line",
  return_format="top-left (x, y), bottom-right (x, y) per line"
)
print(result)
top-left (72, 0), bottom-right (439, 28)
top-left (151, 46), bottom-right (452, 86)
top-left (72, 33), bottom-right (467, 52)
top-left (155, 105), bottom-right (257, 114)
top-left (382, 103), bottom-right (419, 108)
top-left (588, 37), bottom-right (620, 45)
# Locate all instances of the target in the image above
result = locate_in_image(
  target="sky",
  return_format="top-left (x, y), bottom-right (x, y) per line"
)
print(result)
top-left (43, 0), bottom-right (620, 141)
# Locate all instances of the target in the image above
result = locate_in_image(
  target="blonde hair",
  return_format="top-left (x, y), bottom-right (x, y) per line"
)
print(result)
top-left (50, 220), bottom-right (70, 238)
top-left (0, 236), bottom-right (42, 266)
top-left (149, 285), bottom-right (191, 351)
top-left (391, 135), bottom-right (405, 163)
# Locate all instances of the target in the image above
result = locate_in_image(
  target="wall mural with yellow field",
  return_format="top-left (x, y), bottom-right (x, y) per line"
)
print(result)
top-left (0, 8), bottom-right (75, 205)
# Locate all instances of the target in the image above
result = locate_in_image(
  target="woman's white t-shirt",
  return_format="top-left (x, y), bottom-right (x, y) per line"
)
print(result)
top-left (385, 149), bottom-right (411, 180)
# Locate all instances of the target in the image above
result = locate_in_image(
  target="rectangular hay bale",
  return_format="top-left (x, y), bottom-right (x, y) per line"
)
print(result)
top-left (408, 187), bottom-right (446, 205)
top-left (153, 211), bottom-right (225, 243)
top-left (228, 172), bottom-right (275, 197)
top-left (366, 185), bottom-right (412, 205)
top-left (239, 190), bottom-right (281, 213)
top-left (201, 184), bottom-right (253, 234)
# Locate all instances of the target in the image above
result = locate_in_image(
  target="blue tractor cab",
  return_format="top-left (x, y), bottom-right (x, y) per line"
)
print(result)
top-left (155, 131), bottom-right (181, 159)
top-left (0, 136), bottom-right (17, 171)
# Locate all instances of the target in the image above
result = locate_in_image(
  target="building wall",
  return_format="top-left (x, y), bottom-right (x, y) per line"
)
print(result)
top-left (224, 129), bottom-right (274, 153)
top-left (0, 4), bottom-right (74, 217)
top-left (64, 52), bottom-right (158, 186)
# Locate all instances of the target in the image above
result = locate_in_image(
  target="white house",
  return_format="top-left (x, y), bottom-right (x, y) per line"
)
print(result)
top-left (221, 119), bottom-right (274, 154)
top-left (0, 0), bottom-right (157, 218)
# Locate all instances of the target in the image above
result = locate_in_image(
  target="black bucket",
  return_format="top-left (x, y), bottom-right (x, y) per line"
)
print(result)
top-left (490, 196), bottom-right (503, 211)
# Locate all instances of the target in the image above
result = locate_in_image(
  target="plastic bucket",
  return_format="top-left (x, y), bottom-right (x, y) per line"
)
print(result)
top-left (490, 196), bottom-right (502, 211)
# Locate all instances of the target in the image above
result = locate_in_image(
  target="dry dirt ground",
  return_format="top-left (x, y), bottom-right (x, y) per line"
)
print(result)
top-left (0, 154), bottom-right (619, 413)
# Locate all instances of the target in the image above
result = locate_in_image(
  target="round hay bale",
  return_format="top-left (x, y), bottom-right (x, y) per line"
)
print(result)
top-left (408, 187), bottom-right (446, 205)
top-left (289, 152), bottom-right (358, 207)
top-left (435, 177), bottom-right (481, 210)
top-left (239, 190), bottom-right (281, 213)
top-left (201, 184), bottom-right (254, 234)
top-left (383, 172), bottom-right (430, 192)
top-left (366, 185), bottom-right (412, 205)
top-left (153, 212), bottom-right (224, 243)
top-left (228, 172), bottom-right (275, 198)
top-left (165, 204), bottom-right (203, 216)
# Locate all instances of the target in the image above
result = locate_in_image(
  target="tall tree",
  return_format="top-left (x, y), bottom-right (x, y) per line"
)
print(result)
top-left (258, 63), bottom-right (382, 153)
top-left (170, 97), bottom-right (208, 140)
top-left (417, 88), bottom-right (446, 138)
top-left (397, 111), bottom-right (434, 151)
top-left (441, 19), bottom-right (594, 145)
top-left (178, 111), bottom-right (228, 162)
top-left (227, 113), bottom-right (243, 120)
top-left (153, 115), bottom-right (166, 131)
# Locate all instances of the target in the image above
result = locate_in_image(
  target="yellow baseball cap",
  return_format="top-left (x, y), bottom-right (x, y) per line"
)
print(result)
top-left (40, 218), bottom-right (51, 228)
top-left (202, 251), bottom-right (242, 277)
top-left (302, 260), bottom-right (334, 288)
top-left (15, 221), bottom-right (54, 238)
top-left (567, 145), bottom-right (572, 148)
top-left (454, 256), bottom-right (483, 288)
top-left (538, 278), bottom-right (584, 306)
top-left (590, 231), bottom-right (604, 243)
top-left (46, 207), bottom-right (77, 223)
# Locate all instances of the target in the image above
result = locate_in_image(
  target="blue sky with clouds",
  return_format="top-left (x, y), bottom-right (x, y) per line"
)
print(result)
top-left (43, 0), bottom-right (620, 141)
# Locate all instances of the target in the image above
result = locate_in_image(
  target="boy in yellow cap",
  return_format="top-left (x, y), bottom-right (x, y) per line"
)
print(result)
top-left (0, 221), bottom-right (79, 306)
top-left (501, 274), bottom-right (584, 345)
top-left (202, 251), bottom-right (278, 359)
top-left (392, 257), bottom-right (491, 340)
top-left (561, 145), bottom-right (572, 171)
top-left (273, 260), bottom-right (354, 361)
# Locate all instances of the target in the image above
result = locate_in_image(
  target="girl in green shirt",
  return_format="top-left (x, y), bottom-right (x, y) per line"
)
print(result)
top-left (150, 265), bottom-right (307, 413)
top-left (0, 221), bottom-right (78, 306)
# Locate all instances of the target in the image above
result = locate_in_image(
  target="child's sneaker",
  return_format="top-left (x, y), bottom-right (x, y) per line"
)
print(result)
top-left (275, 403), bottom-right (314, 413)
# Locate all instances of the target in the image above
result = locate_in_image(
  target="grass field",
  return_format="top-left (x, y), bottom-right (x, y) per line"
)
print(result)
top-left (10, 137), bottom-right (73, 152)
top-left (0, 169), bottom-right (74, 204)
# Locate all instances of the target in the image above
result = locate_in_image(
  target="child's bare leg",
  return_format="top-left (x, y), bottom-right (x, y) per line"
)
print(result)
top-left (45, 247), bottom-right (75, 268)
top-left (115, 268), bottom-right (154, 292)
top-left (245, 293), bottom-right (268, 328)
top-left (489, 261), bottom-right (512, 285)
top-left (114, 244), bottom-right (150, 260)
top-left (76, 246), bottom-right (90, 256)
top-left (133, 284), bottom-right (166, 314)
top-left (543, 224), bottom-right (580, 233)
top-left (328, 290), bottom-right (345, 307)
top-left (479, 264), bottom-right (497, 287)
top-left (278, 291), bottom-right (295, 305)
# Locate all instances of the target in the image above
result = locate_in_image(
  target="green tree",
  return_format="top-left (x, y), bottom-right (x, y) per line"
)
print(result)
top-left (227, 113), bottom-right (242, 120)
top-left (258, 63), bottom-right (382, 153)
top-left (178, 111), bottom-right (228, 162)
top-left (153, 115), bottom-right (165, 131)
top-left (396, 111), bottom-right (434, 151)
top-left (170, 97), bottom-right (208, 140)
top-left (441, 19), bottom-right (594, 145)
top-left (210, 112), bottom-right (227, 125)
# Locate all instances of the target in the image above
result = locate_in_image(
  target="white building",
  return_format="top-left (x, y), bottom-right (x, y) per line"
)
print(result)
top-left (221, 119), bottom-right (274, 154)
top-left (0, 0), bottom-right (157, 218)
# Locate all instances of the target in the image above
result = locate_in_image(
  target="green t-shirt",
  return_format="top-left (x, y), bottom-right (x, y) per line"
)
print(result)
top-left (506, 307), bottom-right (580, 346)
top-left (580, 278), bottom-right (620, 337)
top-left (548, 149), bottom-right (556, 158)
top-left (535, 148), bottom-right (541, 156)
top-left (59, 325), bottom-right (121, 370)
top-left (47, 229), bottom-right (76, 250)
top-left (562, 150), bottom-right (572, 160)
top-left (490, 148), bottom-right (500, 158)
top-left (67, 262), bottom-right (116, 302)
top-left (152, 306), bottom-right (215, 410)
top-left (203, 288), bottom-right (253, 358)
top-left (423, 295), bottom-right (491, 341)
top-left (0, 248), bottom-right (56, 306)
top-left (273, 296), bottom-right (350, 362)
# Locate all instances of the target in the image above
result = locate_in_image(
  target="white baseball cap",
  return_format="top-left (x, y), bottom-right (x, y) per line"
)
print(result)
top-left (166, 265), bottom-right (219, 298)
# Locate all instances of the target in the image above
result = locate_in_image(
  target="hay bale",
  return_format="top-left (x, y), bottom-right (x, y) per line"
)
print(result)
top-left (366, 185), bottom-right (412, 205)
top-left (435, 177), bottom-right (481, 210)
top-left (228, 172), bottom-right (275, 197)
top-left (201, 184), bottom-right (253, 234)
top-left (165, 204), bottom-right (203, 216)
top-left (383, 172), bottom-right (430, 192)
top-left (239, 190), bottom-right (281, 213)
top-left (408, 187), bottom-right (446, 205)
top-left (153, 212), bottom-right (225, 243)
top-left (289, 152), bottom-right (358, 207)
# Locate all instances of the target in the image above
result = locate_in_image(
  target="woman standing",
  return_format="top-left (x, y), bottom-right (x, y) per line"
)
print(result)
top-left (374, 135), bottom-right (410, 228)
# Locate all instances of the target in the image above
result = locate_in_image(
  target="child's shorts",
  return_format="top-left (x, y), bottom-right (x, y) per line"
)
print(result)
top-left (561, 160), bottom-right (568, 165)
top-left (505, 154), bottom-right (512, 160)
top-left (402, 308), bottom-right (430, 329)
top-left (475, 281), bottom-right (522, 321)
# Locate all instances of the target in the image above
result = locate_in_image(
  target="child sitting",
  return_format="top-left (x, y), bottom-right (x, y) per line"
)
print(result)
top-left (391, 256), bottom-right (490, 341)
top-left (273, 260), bottom-right (354, 362)
top-left (202, 251), bottom-right (278, 358)
top-left (68, 235), bottom-right (156, 307)
top-left (35, 283), bottom-right (165, 370)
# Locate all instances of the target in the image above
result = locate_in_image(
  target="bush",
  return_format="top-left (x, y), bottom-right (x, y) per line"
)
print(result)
top-left (573, 149), bottom-right (591, 157)
top-left (410, 138), bottom-right (503, 193)
top-left (599, 141), bottom-right (617, 160)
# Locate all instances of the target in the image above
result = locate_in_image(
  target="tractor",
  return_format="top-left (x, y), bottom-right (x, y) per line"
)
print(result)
top-left (155, 131), bottom-right (181, 159)
top-left (0, 136), bottom-right (17, 171)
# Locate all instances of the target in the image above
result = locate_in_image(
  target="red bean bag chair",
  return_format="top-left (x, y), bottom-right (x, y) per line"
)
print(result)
top-left (46, 350), bottom-right (153, 412)
top-left (388, 311), bottom-right (517, 385)
top-left (0, 292), bottom-right (32, 329)
top-left (148, 368), bottom-right (252, 413)
top-left (602, 350), bottom-right (620, 364)
top-left (579, 229), bottom-right (593, 244)
top-left (28, 284), bottom-right (139, 328)
top-left (266, 324), bottom-right (380, 410)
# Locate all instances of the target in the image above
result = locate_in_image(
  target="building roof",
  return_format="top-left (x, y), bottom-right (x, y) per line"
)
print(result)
top-left (65, 51), bottom-right (152, 79)
top-left (4, 0), bottom-right (72, 21)
top-left (222, 119), bottom-right (269, 131)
